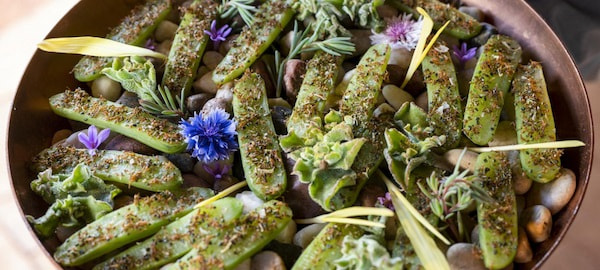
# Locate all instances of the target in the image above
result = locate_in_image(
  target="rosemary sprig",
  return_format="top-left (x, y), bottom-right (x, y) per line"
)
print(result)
top-left (218, 0), bottom-right (257, 26)
top-left (272, 20), bottom-right (355, 97)
top-left (139, 85), bottom-right (186, 118)
top-left (295, 206), bottom-right (394, 228)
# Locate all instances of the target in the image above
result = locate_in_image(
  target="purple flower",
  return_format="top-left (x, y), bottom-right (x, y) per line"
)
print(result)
top-left (179, 109), bottom-right (238, 163)
top-left (78, 125), bottom-right (110, 155)
top-left (453, 42), bottom-right (478, 66)
top-left (144, 38), bottom-right (156, 51)
top-left (370, 13), bottom-right (423, 50)
top-left (203, 162), bottom-right (231, 180)
top-left (204, 20), bottom-right (232, 48)
top-left (377, 192), bottom-right (395, 211)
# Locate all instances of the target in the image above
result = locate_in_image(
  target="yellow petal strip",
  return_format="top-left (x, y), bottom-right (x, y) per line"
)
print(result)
top-left (38, 37), bottom-right (167, 59)
top-left (468, 140), bottom-right (585, 153)
top-left (379, 170), bottom-right (450, 245)
top-left (401, 8), bottom-right (450, 89)
top-left (194, 181), bottom-right (248, 209)
top-left (295, 206), bottom-right (394, 228)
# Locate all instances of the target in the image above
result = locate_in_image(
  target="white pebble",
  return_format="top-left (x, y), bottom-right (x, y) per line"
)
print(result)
top-left (382, 84), bottom-right (414, 110)
top-left (293, 223), bottom-right (326, 249)
top-left (527, 168), bottom-right (576, 215)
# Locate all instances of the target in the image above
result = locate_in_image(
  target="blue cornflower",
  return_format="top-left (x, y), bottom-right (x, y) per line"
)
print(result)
top-left (453, 42), bottom-right (478, 66)
top-left (204, 20), bottom-right (232, 48)
top-left (179, 109), bottom-right (238, 163)
top-left (78, 125), bottom-right (110, 155)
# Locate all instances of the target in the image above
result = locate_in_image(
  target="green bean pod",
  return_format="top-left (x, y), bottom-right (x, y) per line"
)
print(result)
top-left (233, 72), bottom-right (287, 200)
top-left (54, 187), bottom-right (213, 266)
top-left (463, 35), bottom-right (522, 145)
top-left (212, 0), bottom-right (294, 84)
top-left (49, 89), bottom-right (186, 153)
top-left (390, 0), bottom-right (482, 39)
top-left (162, 200), bottom-right (292, 270)
top-left (512, 61), bottom-right (561, 182)
top-left (475, 152), bottom-right (518, 270)
top-left (32, 146), bottom-right (183, 192)
top-left (162, 0), bottom-right (218, 97)
top-left (292, 223), bottom-right (363, 270)
top-left (93, 197), bottom-right (243, 270)
top-left (286, 51), bottom-right (342, 138)
top-left (422, 41), bottom-right (462, 150)
top-left (73, 0), bottom-right (171, 82)
top-left (339, 43), bottom-right (391, 130)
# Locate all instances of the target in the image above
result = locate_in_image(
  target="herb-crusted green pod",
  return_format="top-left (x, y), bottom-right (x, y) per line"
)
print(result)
top-left (93, 197), bottom-right (243, 270)
top-left (292, 223), bottom-right (363, 270)
top-left (233, 72), bottom-right (287, 200)
top-left (512, 61), bottom-right (561, 182)
top-left (423, 41), bottom-right (462, 150)
top-left (49, 89), bottom-right (186, 153)
top-left (162, 0), bottom-right (218, 97)
top-left (213, 0), bottom-right (294, 84)
top-left (339, 43), bottom-right (391, 130)
top-left (463, 35), bottom-right (522, 145)
top-left (54, 187), bottom-right (213, 266)
top-left (391, 0), bottom-right (482, 39)
top-left (286, 51), bottom-right (342, 138)
top-left (32, 146), bottom-right (183, 191)
top-left (73, 0), bottom-right (171, 82)
top-left (475, 152), bottom-right (518, 270)
top-left (162, 200), bottom-right (293, 270)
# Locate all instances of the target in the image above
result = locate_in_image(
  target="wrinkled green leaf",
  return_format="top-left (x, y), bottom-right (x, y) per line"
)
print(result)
top-left (101, 56), bottom-right (156, 101)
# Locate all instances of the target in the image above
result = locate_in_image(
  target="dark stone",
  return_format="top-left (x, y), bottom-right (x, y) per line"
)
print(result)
top-left (385, 64), bottom-right (425, 97)
top-left (283, 59), bottom-right (306, 104)
top-left (358, 184), bottom-right (386, 207)
top-left (470, 23), bottom-right (499, 47)
top-left (213, 175), bottom-right (239, 192)
top-left (271, 106), bottom-right (292, 135)
top-left (165, 153), bottom-right (195, 173)
top-left (264, 241), bottom-right (304, 269)
top-left (116, 91), bottom-right (140, 108)
top-left (251, 60), bottom-right (276, 98)
top-left (182, 173), bottom-right (211, 188)
top-left (186, 93), bottom-right (213, 114)
top-left (104, 134), bottom-right (159, 155)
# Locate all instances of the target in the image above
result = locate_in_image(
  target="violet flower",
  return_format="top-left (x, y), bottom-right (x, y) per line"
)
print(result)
top-left (377, 192), bottom-right (395, 211)
top-left (453, 42), bottom-right (477, 66)
top-left (370, 13), bottom-right (423, 50)
top-left (179, 109), bottom-right (238, 163)
top-left (203, 162), bottom-right (231, 180)
top-left (204, 20), bottom-right (232, 48)
top-left (144, 38), bottom-right (156, 51)
top-left (78, 125), bottom-right (110, 155)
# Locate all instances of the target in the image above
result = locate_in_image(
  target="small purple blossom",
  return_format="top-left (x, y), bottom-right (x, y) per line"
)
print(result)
top-left (203, 162), bottom-right (231, 180)
top-left (204, 20), bottom-right (232, 48)
top-left (144, 38), bottom-right (156, 51)
top-left (78, 125), bottom-right (110, 155)
top-left (377, 192), bottom-right (395, 211)
top-left (179, 109), bottom-right (238, 163)
top-left (453, 42), bottom-right (477, 66)
top-left (370, 13), bottom-right (423, 50)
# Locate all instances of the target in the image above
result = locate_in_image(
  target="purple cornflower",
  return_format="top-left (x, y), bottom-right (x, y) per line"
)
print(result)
top-left (204, 20), bottom-right (232, 48)
top-left (377, 192), bottom-right (395, 211)
top-left (453, 42), bottom-right (477, 66)
top-left (179, 109), bottom-right (238, 163)
top-left (78, 125), bottom-right (110, 155)
top-left (203, 162), bottom-right (231, 180)
top-left (370, 13), bottom-right (423, 50)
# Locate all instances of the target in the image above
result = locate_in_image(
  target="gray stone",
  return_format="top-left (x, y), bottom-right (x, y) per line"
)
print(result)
top-left (446, 243), bottom-right (487, 270)
top-left (350, 29), bottom-right (373, 57)
top-left (201, 98), bottom-right (232, 115)
top-left (526, 168), bottom-right (576, 215)
top-left (293, 223), bottom-right (326, 249)
top-left (193, 71), bottom-right (218, 94)
top-left (165, 153), bottom-right (195, 173)
top-left (154, 20), bottom-right (178, 42)
top-left (182, 173), bottom-right (211, 188)
top-left (218, 34), bottom-right (238, 55)
top-left (104, 134), bottom-right (159, 156)
top-left (116, 91), bottom-right (140, 108)
top-left (515, 226), bottom-right (533, 263)
top-left (251, 251), bottom-right (285, 270)
top-left (52, 129), bottom-right (72, 145)
top-left (382, 84), bottom-right (414, 110)
top-left (202, 51), bottom-right (224, 70)
top-left (186, 93), bottom-right (213, 114)
top-left (91, 76), bottom-right (121, 102)
top-left (376, 4), bottom-right (399, 18)
top-left (459, 6), bottom-right (485, 22)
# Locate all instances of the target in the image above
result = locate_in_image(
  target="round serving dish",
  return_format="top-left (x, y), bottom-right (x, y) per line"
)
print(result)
top-left (7, 0), bottom-right (593, 269)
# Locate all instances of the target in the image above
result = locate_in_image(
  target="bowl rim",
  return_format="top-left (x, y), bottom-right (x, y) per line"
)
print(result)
top-left (6, 0), bottom-right (595, 269)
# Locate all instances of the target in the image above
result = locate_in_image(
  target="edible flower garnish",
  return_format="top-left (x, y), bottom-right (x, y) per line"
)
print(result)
top-left (203, 162), bottom-right (231, 180)
top-left (452, 42), bottom-right (477, 66)
top-left (370, 13), bottom-right (423, 50)
top-left (78, 125), bottom-right (110, 155)
top-left (179, 109), bottom-right (238, 163)
top-left (376, 192), bottom-right (395, 211)
top-left (204, 20), bottom-right (232, 48)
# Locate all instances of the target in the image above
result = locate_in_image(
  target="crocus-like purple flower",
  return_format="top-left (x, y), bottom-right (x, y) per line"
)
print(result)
top-left (144, 38), bottom-right (156, 51)
top-left (203, 162), bottom-right (231, 180)
top-left (78, 125), bottom-right (110, 155)
top-left (204, 20), bottom-right (232, 48)
top-left (453, 42), bottom-right (478, 66)
top-left (179, 109), bottom-right (238, 163)
top-left (377, 192), bottom-right (395, 211)
top-left (370, 13), bottom-right (423, 50)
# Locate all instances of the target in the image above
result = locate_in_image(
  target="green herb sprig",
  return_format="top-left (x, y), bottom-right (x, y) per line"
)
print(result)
top-left (218, 0), bottom-right (257, 26)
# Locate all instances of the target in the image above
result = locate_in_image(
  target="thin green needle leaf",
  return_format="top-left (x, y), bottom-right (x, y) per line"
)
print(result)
top-left (38, 37), bottom-right (166, 59)
top-left (467, 140), bottom-right (585, 153)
